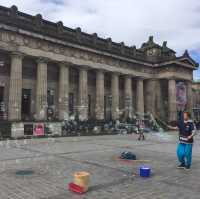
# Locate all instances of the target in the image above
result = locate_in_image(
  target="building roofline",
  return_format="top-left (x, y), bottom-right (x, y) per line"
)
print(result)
top-left (0, 4), bottom-right (198, 70)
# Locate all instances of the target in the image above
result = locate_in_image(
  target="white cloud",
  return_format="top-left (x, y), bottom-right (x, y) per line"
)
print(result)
top-left (1, 0), bottom-right (200, 56)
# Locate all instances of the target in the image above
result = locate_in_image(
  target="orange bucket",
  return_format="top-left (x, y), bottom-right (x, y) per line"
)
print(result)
top-left (73, 171), bottom-right (90, 192)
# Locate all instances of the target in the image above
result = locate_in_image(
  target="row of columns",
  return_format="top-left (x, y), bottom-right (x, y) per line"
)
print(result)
top-left (7, 52), bottom-right (193, 122)
top-left (7, 53), bottom-right (145, 121)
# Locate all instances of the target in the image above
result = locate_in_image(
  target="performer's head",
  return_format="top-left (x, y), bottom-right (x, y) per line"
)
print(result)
top-left (183, 111), bottom-right (190, 121)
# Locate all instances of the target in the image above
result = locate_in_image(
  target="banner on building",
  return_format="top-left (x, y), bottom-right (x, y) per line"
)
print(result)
top-left (176, 82), bottom-right (187, 111)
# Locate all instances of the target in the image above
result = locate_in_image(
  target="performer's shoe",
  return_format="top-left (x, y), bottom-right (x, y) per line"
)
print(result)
top-left (184, 165), bottom-right (191, 170)
top-left (177, 163), bottom-right (185, 169)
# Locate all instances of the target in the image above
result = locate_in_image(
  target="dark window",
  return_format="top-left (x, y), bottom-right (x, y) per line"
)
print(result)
top-left (0, 87), bottom-right (5, 120)
top-left (0, 53), bottom-right (10, 76)
top-left (47, 63), bottom-right (59, 81)
top-left (22, 58), bottom-right (37, 79)
top-left (69, 68), bottom-right (79, 84)
top-left (69, 93), bottom-right (74, 114)
top-left (104, 95), bottom-right (107, 119)
top-left (0, 87), bottom-right (3, 102)
top-left (119, 77), bottom-right (124, 90)
top-left (104, 74), bottom-right (111, 88)
top-left (21, 89), bottom-right (31, 120)
top-left (24, 124), bottom-right (33, 135)
top-left (47, 89), bottom-right (54, 106)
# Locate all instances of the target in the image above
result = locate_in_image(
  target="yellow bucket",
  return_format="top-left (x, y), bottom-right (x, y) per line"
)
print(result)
top-left (74, 171), bottom-right (90, 192)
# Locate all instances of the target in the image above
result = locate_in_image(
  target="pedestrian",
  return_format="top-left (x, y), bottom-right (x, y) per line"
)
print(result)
top-left (137, 117), bottom-right (145, 141)
top-left (177, 111), bottom-right (196, 170)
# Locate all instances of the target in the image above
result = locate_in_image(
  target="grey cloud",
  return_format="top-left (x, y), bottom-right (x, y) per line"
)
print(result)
top-left (40, 0), bottom-right (64, 5)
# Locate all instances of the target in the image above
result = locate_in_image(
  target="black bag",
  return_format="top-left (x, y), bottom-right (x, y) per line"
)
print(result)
top-left (120, 151), bottom-right (136, 160)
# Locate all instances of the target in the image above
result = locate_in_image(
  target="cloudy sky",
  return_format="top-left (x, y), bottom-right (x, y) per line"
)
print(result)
top-left (1, 0), bottom-right (200, 79)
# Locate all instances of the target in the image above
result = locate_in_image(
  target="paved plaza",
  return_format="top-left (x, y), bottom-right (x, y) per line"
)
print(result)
top-left (0, 132), bottom-right (200, 199)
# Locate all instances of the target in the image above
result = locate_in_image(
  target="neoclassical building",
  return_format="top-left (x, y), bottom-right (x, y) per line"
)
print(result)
top-left (0, 5), bottom-right (198, 125)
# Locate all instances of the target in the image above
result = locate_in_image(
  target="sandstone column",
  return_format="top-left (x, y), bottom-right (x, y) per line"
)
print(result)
top-left (36, 58), bottom-right (48, 120)
top-left (95, 70), bottom-right (104, 120)
top-left (58, 62), bottom-right (69, 120)
top-left (168, 79), bottom-right (177, 122)
top-left (8, 52), bottom-right (23, 121)
top-left (111, 73), bottom-right (119, 120)
top-left (145, 79), bottom-right (156, 115)
top-left (124, 75), bottom-right (133, 118)
top-left (186, 80), bottom-right (193, 115)
top-left (136, 78), bottom-right (144, 114)
top-left (78, 68), bottom-right (88, 121)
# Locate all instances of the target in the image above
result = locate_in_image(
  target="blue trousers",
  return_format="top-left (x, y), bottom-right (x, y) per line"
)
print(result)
top-left (177, 143), bottom-right (193, 166)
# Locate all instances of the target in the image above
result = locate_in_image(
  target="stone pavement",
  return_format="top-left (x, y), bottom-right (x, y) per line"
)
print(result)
top-left (0, 131), bottom-right (200, 199)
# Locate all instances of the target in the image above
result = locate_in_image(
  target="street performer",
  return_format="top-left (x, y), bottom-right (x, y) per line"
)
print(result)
top-left (176, 111), bottom-right (196, 170)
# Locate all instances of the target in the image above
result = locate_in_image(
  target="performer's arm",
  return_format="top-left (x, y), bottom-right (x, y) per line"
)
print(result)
top-left (188, 122), bottom-right (196, 139)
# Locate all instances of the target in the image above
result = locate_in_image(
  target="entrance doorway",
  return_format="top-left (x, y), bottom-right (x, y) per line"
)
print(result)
top-left (104, 95), bottom-right (112, 121)
top-left (0, 87), bottom-right (3, 102)
top-left (21, 89), bottom-right (31, 120)
top-left (88, 95), bottom-right (91, 118)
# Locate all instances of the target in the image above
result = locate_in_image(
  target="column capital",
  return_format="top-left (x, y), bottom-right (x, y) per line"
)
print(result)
top-left (59, 61), bottom-right (71, 67)
top-left (146, 78), bottom-right (158, 81)
top-left (79, 65), bottom-right (91, 71)
top-left (186, 79), bottom-right (193, 84)
top-left (135, 76), bottom-right (145, 81)
top-left (136, 77), bottom-right (145, 82)
top-left (124, 74), bottom-right (133, 79)
top-left (167, 77), bottom-right (177, 81)
top-left (96, 69), bottom-right (106, 74)
top-left (36, 57), bottom-right (50, 64)
top-left (111, 72), bottom-right (121, 77)
top-left (10, 51), bottom-right (25, 59)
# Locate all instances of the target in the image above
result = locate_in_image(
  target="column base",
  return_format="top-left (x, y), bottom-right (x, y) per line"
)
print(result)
top-left (77, 107), bottom-right (88, 121)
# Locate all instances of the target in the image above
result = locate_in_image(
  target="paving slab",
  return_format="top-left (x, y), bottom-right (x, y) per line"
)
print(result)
top-left (0, 132), bottom-right (199, 199)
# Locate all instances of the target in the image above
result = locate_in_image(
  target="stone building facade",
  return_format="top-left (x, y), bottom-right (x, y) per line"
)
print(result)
top-left (0, 5), bottom-right (198, 124)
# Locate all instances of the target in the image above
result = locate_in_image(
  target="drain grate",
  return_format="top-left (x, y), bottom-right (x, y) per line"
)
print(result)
top-left (16, 169), bottom-right (34, 176)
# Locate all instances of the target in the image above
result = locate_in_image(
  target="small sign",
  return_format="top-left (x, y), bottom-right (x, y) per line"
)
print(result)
top-left (33, 123), bottom-right (44, 136)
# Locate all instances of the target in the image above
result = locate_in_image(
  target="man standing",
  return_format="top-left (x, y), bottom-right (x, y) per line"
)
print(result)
top-left (177, 111), bottom-right (196, 170)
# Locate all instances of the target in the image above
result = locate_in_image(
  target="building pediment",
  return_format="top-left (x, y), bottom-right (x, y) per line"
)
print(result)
top-left (176, 50), bottom-right (198, 68)
top-left (177, 57), bottom-right (198, 68)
